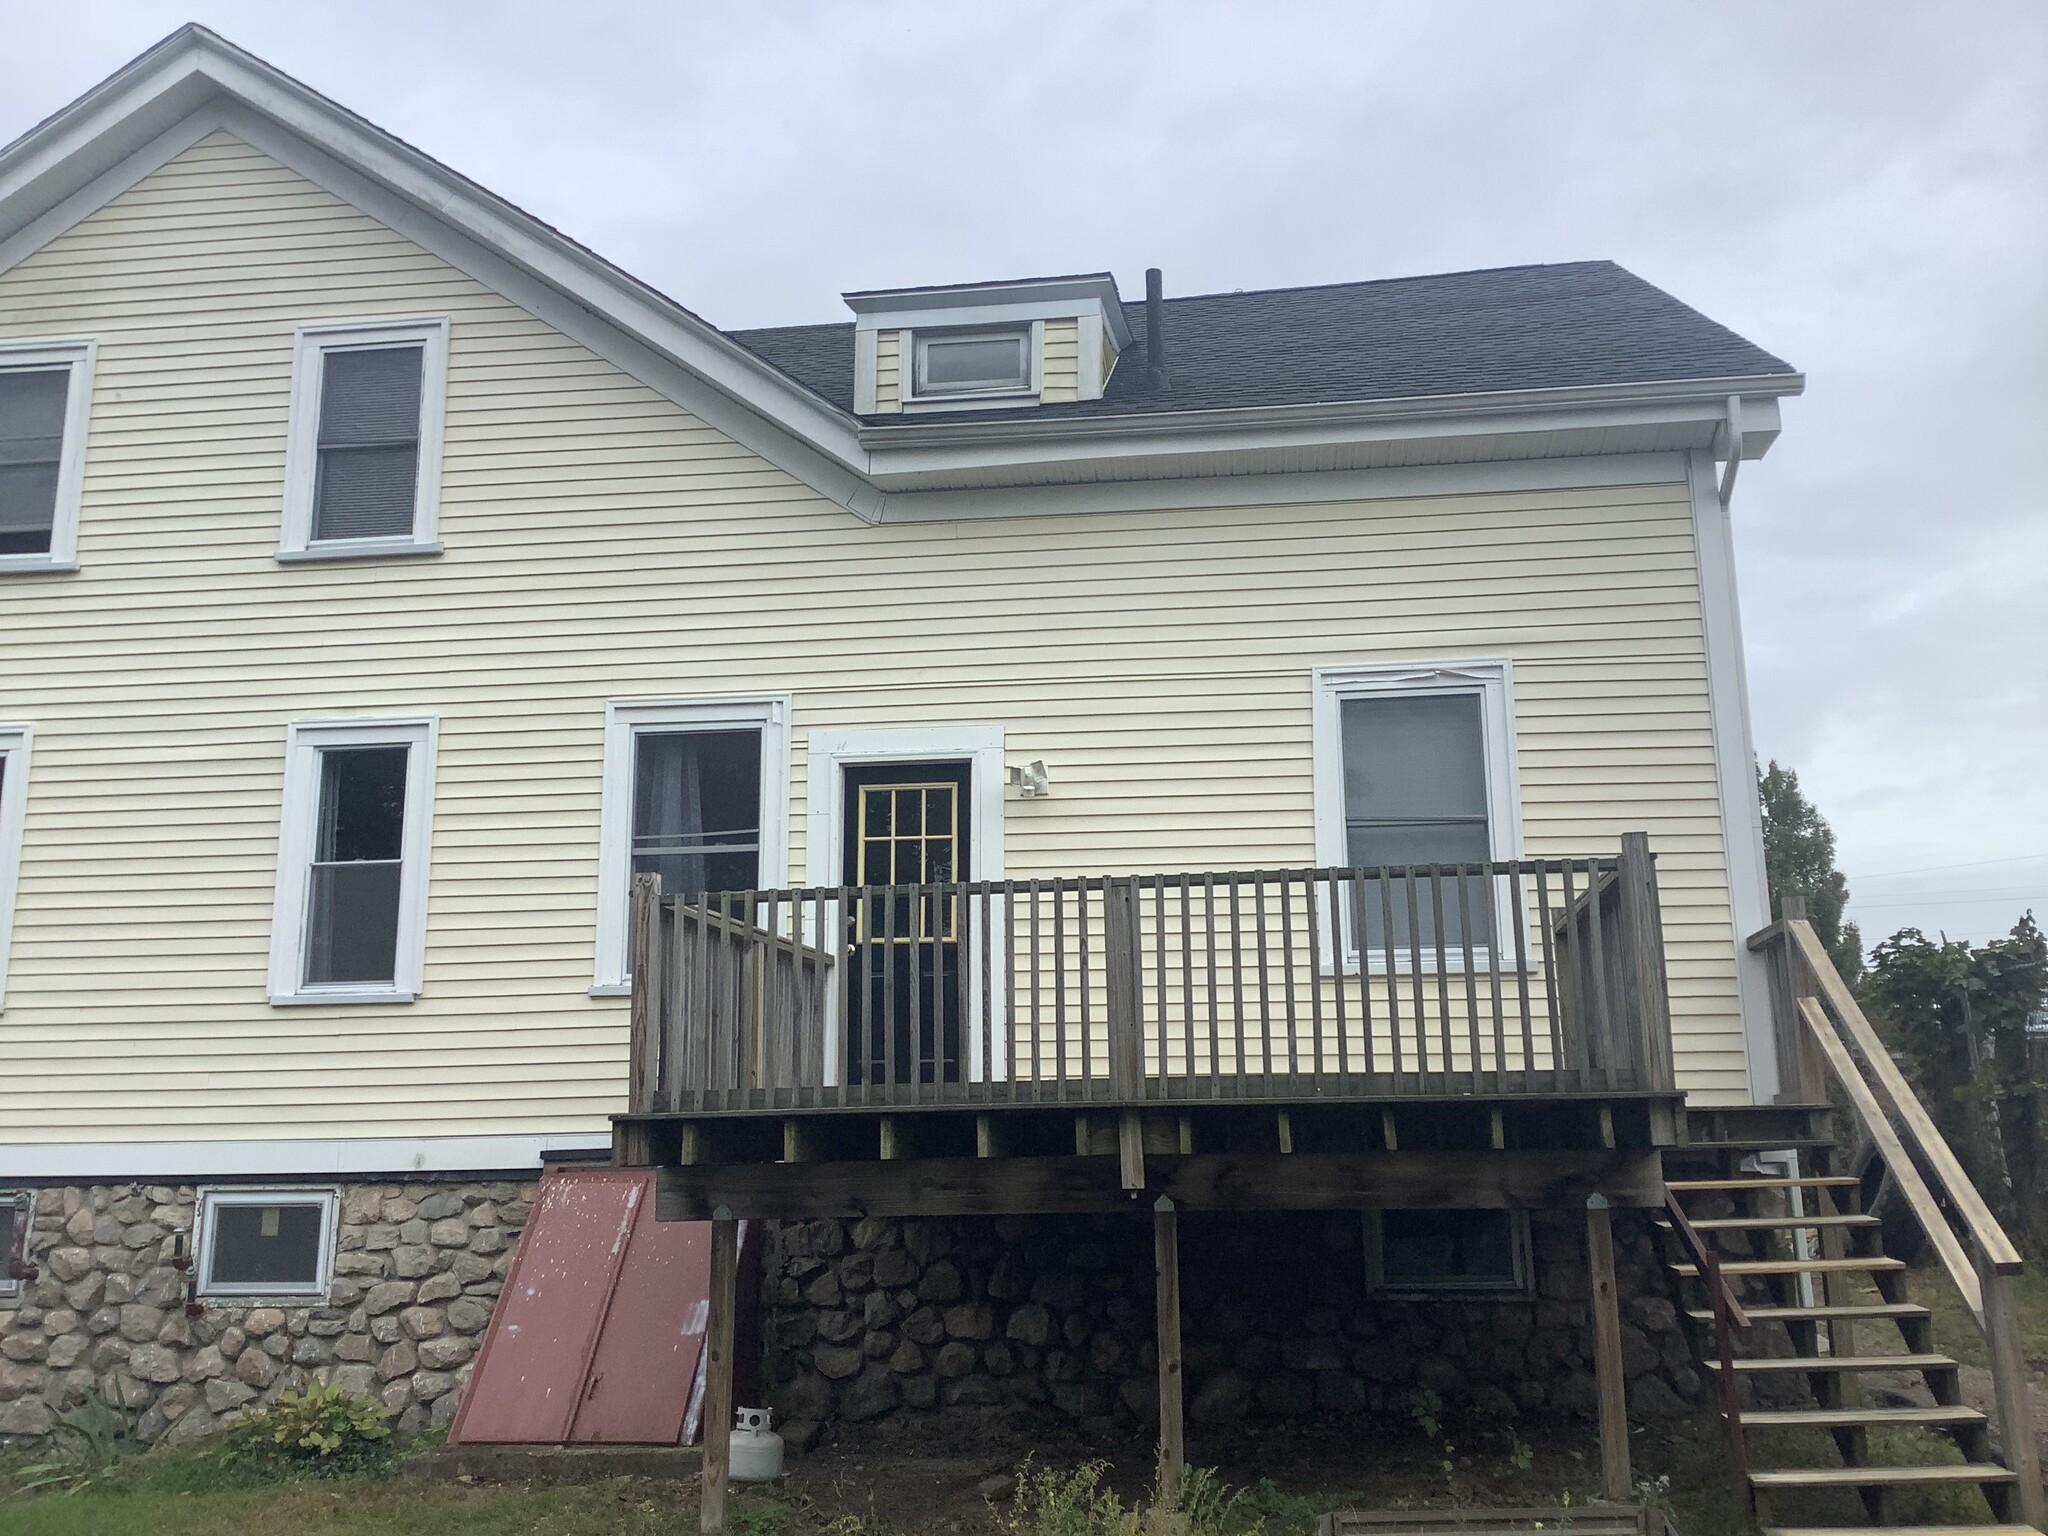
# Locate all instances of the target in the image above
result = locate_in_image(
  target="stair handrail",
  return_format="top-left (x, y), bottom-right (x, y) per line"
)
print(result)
top-left (1661, 1188), bottom-right (1751, 1511)
top-left (1751, 915), bottom-right (2042, 1529)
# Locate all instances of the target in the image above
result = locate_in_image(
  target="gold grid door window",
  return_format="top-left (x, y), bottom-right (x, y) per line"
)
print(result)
top-left (854, 781), bottom-right (960, 942)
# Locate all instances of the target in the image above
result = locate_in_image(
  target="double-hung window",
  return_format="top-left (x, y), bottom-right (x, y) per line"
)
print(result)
top-left (269, 718), bottom-right (437, 1005)
top-left (593, 698), bottom-right (790, 992)
top-left (0, 726), bottom-right (30, 1011)
top-left (1312, 661), bottom-right (1520, 968)
top-left (0, 341), bottom-right (93, 574)
top-left (279, 319), bottom-right (448, 559)
top-left (195, 1188), bottom-right (338, 1298)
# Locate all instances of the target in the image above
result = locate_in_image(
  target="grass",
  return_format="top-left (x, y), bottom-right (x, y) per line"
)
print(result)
top-left (1909, 1251), bottom-right (2048, 1370)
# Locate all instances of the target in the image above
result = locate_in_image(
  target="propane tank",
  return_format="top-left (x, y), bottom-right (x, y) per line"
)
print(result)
top-left (728, 1406), bottom-right (785, 1482)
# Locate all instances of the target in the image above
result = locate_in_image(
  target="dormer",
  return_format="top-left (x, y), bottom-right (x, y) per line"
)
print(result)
top-left (845, 273), bottom-right (1132, 414)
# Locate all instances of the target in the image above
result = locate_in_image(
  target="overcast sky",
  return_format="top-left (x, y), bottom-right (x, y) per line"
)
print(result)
top-left (8, 2), bottom-right (2044, 947)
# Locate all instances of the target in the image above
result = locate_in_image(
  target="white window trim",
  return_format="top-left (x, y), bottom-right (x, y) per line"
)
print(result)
top-left (0, 1188), bottom-right (34, 1303)
top-left (902, 322), bottom-right (1041, 406)
top-left (806, 725), bottom-right (1009, 1084)
top-left (268, 716), bottom-right (438, 1007)
top-left (1311, 659), bottom-right (1523, 974)
top-left (194, 1185), bottom-right (339, 1299)
top-left (0, 725), bottom-right (31, 1012)
top-left (0, 340), bottom-right (95, 576)
top-left (592, 696), bottom-right (792, 995)
top-left (278, 317), bottom-right (449, 560)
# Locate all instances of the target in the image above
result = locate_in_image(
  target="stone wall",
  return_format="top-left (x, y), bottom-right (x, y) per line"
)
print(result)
top-left (762, 1209), bottom-right (1702, 1443)
top-left (0, 1178), bottom-right (532, 1443)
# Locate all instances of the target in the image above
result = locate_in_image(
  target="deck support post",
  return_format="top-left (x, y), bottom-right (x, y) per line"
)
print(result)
top-left (1153, 1195), bottom-right (1184, 1496)
top-left (1585, 1192), bottom-right (1631, 1501)
top-left (1982, 1254), bottom-right (2046, 1530)
top-left (700, 1204), bottom-right (738, 1535)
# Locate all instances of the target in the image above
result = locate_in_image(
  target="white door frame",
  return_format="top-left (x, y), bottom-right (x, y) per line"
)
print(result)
top-left (806, 726), bottom-right (1008, 1083)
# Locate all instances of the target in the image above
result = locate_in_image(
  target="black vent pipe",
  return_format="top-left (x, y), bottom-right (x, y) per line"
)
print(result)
top-left (1144, 267), bottom-right (1167, 391)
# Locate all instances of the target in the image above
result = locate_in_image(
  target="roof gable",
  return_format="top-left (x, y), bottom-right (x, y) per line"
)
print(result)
top-left (1, 27), bottom-right (1803, 523)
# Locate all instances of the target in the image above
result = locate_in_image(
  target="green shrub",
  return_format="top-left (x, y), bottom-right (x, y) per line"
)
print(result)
top-left (220, 1379), bottom-right (394, 1479)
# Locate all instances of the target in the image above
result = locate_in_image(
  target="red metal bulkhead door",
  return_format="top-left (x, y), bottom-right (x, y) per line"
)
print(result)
top-left (565, 1182), bottom-right (712, 1443)
top-left (449, 1168), bottom-right (713, 1445)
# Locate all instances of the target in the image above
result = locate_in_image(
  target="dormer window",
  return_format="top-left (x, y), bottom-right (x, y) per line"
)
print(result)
top-left (913, 329), bottom-right (1031, 398)
top-left (846, 273), bottom-right (1132, 415)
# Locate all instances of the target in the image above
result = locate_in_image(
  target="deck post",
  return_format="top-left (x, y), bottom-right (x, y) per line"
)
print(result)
top-left (1153, 1195), bottom-right (1184, 1495)
top-left (1615, 832), bottom-right (1672, 1090)
top-left (1585, 1193), bottom-right (1631, 1501)
top-left (1981, 1253), bottom-right (2046, 1529)
top-left (629, 873), bottom-right (661, 1114)
top-left (701, 1204), bottom-right (738, 1534)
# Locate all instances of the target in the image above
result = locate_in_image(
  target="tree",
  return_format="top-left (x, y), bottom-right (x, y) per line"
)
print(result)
top-left (1758, 760), bottom-right (1862, 978)
top-left (1863, 915), bottom-right (2048, 1255)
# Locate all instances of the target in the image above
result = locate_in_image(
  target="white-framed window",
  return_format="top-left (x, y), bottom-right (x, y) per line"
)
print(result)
top-left (268, 717), bottom-right (437, 1006)
top-left (0, 340), bottom-right (94, 575)
top-left (592, 697), bottom-right (791, 993)
top-left (1311, 660), bottom-right (1522, 971)
top-left (0, 725), bottom-right (31, 1012)
top-left (1364, 1208), bottom-right (1533, 1296)
top-left (195, 1187), bottom-right (339, 1298)
top-left (0, 1190), bottom-right (34, 1303)
top-left (909, 327), bottom-right (1033, 399)
top-left (279, 318), bottom-right (449, 560)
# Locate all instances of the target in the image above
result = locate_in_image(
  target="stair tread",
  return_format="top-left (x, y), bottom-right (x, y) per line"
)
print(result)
top-left (1668, 1176), bottom-right (1861, 1191)
top-left (1706, 1352), bottom-right (1958, 1373)
top-left (1764, 1528), bottom-right (2038, 1536)
top-left (1677, 1137), bottom-right (1839, 1151)
top-left (1687, 1303), bottom-right (1931, 1324)
top-left (1686, 1214), bottom-right (1880, 1231)
top-left (1671, 1256), bottom-right (1905, 1277)
top-left (1750, 1464), bottom-right (2016, 1488)
top-left (1741, 1405), bottom-right (1988, 1428)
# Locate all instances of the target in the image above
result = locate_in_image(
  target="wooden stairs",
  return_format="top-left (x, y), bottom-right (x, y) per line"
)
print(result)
top-left (1662, 1112), bottom-right (2036, 1536)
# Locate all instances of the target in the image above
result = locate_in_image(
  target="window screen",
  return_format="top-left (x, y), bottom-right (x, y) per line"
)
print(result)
top-left (304, 744), bottom-right (410, 986)
top-left (631, 730), bottom-right (762, 901)
top-left (1341, 692), bottom-right (1493, 950)
top-left (0, 1197), bottom-right (20, 1293)
top-left (1373, 1208), bottom-right (1527, 1292)
top-left (917, 332), bottom-right (1028, 395)
top-left (205, 1199), bottom-right (327, 1290)
top-left (312, 345), bottom-right (423, 541)
top-left (0, 368), bottom-right (69, 556)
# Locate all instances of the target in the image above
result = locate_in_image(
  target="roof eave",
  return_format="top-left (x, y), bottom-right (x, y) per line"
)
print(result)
top-left (856, 373), bottom-right (1803, 490)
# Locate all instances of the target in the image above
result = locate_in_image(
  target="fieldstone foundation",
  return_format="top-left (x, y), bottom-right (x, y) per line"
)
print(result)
top-left (762, 1208), bottom-right (1703, 1443)
top-left (0, 1178), bottom-right (532, 1443)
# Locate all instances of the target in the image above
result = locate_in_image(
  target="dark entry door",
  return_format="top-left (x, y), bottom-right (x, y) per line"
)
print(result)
top-left (842, 761), bottom-right (970, 1086)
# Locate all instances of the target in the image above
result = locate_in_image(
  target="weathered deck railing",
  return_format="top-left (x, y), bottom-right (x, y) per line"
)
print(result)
top-left (628, 833), bottom-right (1676, 1114)
top-left (1750, 912), bottom-right (2044, 1529)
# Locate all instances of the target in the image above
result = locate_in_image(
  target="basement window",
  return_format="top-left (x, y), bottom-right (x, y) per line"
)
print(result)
top-left (1365, 1208), bottom-right (1531, 1295)
top-left (279, 318), bottom-right (448, 560)
top-left (912, 329), bottom-right (1031, 398)
top-left (1, 1191), bottom-right (33, 1302)
top-left (196, 1188), bottom-right (338, 1298)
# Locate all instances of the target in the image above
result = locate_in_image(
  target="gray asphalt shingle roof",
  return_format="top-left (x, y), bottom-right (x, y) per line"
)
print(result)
top-left (727, 260), bottom-right (1796, 425)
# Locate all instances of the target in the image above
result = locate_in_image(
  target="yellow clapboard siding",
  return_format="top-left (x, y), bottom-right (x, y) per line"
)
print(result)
top-left (0, 129), bottom-right (1761, 1147)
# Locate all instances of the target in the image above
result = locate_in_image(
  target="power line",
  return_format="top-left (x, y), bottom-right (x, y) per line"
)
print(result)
top-left (1847, 852), bottom-right (2048, 880)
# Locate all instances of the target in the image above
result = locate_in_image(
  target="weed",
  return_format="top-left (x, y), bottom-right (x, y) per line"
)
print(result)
top-left (7, 1395), bottom-right (130, 1497)
top-left (1407, 1387), bottom-right (1443, 1441)
top-left (219, 1379), bottom-right (394, 1479)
